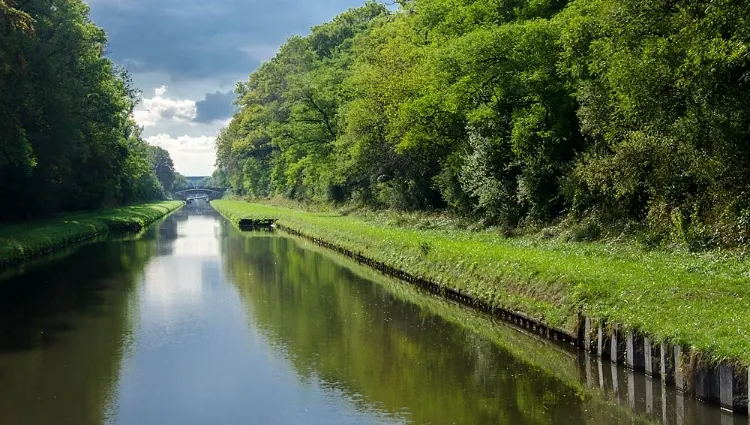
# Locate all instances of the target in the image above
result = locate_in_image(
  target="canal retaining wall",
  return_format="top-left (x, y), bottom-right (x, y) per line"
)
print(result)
top-left (582, 317), bottom-right (749, 413)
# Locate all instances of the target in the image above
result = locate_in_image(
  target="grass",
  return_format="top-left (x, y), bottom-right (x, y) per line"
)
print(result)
top-left (0, 201), bottom-right (183, 269)
top-left (212, 199), bottom-right (750, 366)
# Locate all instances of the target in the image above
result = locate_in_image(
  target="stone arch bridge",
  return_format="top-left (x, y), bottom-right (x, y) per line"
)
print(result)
top-left (174, 188), bottom-right (225, 201)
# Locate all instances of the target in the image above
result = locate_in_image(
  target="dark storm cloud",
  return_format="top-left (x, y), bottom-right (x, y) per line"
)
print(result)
top-left (194, 91), bottom-right (237, 123)
top-left (88, 0), bottom-right (366, 80)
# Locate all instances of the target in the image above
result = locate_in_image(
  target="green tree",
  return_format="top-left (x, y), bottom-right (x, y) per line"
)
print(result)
top-left (150, 146), bottom-right (176, 193)
top-left (172, 173), bottom-right (191, 192)
top-left (0, 0), bottom-right (175, 219)
top-left (558, 0), bottom-right (750, 244)
top-left (216, 0), bottom-right (750, 247)
top-left (217, 2), bottom-right (387, 202)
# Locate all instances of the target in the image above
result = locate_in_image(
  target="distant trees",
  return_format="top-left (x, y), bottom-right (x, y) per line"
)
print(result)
top-left (0, 0), bottom-right (179, 219)
top-left (151, 146), bottom-right (176, 193)
top-left (217, 0), bottom-right (750, 246)
top-left (172, 173), bottom-right (191, 192)
top-left (195, 170), bottom-right (228, 189)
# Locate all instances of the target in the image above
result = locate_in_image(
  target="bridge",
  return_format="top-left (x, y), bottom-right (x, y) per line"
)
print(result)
top-left (174, 187), bottom-right (226, 201)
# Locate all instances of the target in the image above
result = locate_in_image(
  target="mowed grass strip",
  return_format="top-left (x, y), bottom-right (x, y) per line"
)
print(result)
top-left (0, 201), bottom-right (183, 269)
top-left (211, 199), bottom-right (750, 365)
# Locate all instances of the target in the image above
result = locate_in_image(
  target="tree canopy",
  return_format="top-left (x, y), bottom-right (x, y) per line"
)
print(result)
top-left (0, 0), bottom-right (180, 219)
top-left (217, 0), bottom-right (750, 247)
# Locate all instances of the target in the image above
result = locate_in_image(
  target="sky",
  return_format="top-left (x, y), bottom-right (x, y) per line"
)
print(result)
top-left (85, 0), bottom-right (367, 176)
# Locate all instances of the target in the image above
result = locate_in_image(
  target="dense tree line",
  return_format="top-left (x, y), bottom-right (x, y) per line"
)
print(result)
top-left (0, 0), bottom-right (178, 219)
top-left (217, 0), bottom-right (750, 247)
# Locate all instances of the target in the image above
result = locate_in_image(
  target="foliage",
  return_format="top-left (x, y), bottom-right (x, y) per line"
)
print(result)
top-left (192, 170), bottom-right (228, 189)
top-left (172, 173), bottom-right (192, 192)
top-left (216, 2), bottom-right (390, 203)
top-left (0, 0), bottom-right (179, 219)
top-left (558, 0), bottom-right (750, 245)
top-left (217, 0), bottom-right (750, 247)
top-left (151, 146), bottom-right (176, 193)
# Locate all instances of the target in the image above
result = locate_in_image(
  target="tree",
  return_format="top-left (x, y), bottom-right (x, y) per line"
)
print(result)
top-left (0, 0), bottom-right (173, 219)
top-left (558, 0), bottom-right (750, 244)
top-left (172, 173), bottom-right (191, 192)
top-left (151, 146), bottom-right (176, 193)
top-left (215, 0), bottom-right (750, 247)
top-left (217, 2), bottom-right (388, 202)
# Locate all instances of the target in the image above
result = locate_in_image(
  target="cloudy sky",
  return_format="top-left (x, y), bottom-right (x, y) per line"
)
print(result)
top-left (86, 0), bottom-right (368, 176)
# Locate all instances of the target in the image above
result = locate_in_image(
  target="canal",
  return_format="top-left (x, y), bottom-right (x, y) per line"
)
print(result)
top-left (0, 202), bottom-right (742, 425)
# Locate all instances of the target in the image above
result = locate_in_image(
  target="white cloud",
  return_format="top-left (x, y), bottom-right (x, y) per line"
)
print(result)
top-left (88, 0), bottom-right (378, 178)
top-left (146, 134), bottom-right (217, 176)
top-left (130, 77), bottom-right (232, 175)
top-left (133, 85), bottom-right (197, 127)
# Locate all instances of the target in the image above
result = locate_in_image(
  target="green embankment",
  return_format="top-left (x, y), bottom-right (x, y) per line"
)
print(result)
top-left (212, 199), bottom-right (750, 366)
top-left (0, 201), bottom-right (183, 269)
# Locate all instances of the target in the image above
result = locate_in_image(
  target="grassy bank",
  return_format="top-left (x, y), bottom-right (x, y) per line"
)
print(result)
top-left (232, 230), bottom-right (652, 424)
top-left (0, 201), bottom-right (183, 269)
top-left (212, 199), bottom-right (750, 366)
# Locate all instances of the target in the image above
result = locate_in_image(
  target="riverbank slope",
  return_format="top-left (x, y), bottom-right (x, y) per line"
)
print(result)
top-left (211, 199), bottom-right (750, 368)
top-left (0, 201), bottom-right (183, 269)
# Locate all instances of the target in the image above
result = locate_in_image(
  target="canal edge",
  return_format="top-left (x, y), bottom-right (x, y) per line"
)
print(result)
top-left (232, 216), bottom-right (750, 416)
top-left (0, 201), bottom-right (185, 271)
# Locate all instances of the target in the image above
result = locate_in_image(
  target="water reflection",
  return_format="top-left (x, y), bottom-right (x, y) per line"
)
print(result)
top-left (0, 204), bottom-right (743, 425)
top-left (0, 221), bottom-right (160, 425)
top-left (580, 354), bottom-right (750, 425)
top-left (222, 231), bottom-right (646, 424)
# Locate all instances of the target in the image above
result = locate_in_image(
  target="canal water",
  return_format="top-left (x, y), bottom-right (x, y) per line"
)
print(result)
top-left (0, 202), bottom-right (743, 425)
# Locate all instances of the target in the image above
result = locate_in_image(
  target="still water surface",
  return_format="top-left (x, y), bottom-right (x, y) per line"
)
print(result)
top-left (0, 203), bottom-right (742, 425)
